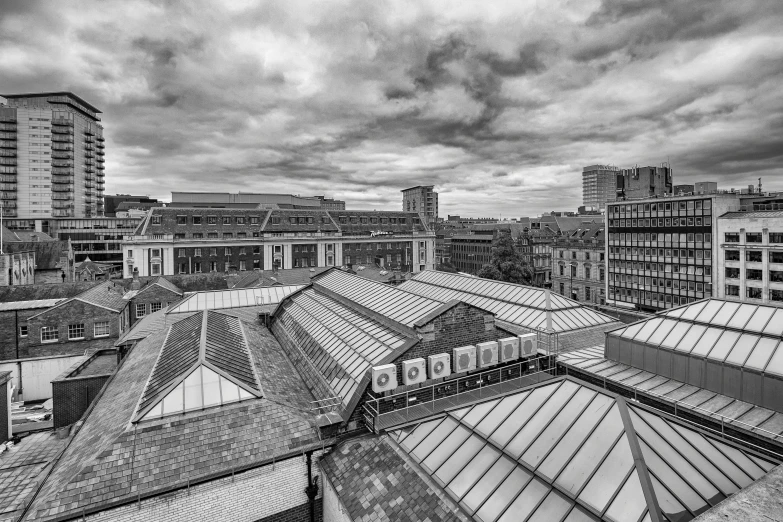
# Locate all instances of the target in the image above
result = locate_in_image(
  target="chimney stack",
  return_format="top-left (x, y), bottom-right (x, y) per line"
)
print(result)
top-left (131, 267), bottom-right (141, 291)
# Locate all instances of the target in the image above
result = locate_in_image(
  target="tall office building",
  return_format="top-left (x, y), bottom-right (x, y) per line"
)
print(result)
top-left (402, 185), bottom-right (438, 226)
top-left (582, 165), bottom-right (619, 211)
top-left (0, 92), bottom-right (105, 221)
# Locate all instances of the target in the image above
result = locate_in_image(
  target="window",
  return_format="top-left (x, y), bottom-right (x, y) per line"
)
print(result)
top-left (178, 263), bottom-right (187, 274)
top-left (151, 263), bottom-right (161, 276)
top-left (194, 248), bottom-right (202, 257)
top-left (210, 261), bottom-right (217, 272)
top-left (746, 250), bottom-right (762, 262)
top-left (771, 271), bottom-right (783, 283)
top-left (192, 216), bottom-right (202, 225)
top-left (571, 265), bottom-right (577, 277)
top-left (174, 233), bottom-right (186, 240)
top-left (207, 232), bottom-right (218, 238)
top-left (585, 252), bottom-right (591, 260)
top-left (224, 247), bottom-right (232, 256)
top-left (136, 303), bottom-right (146, 317)
top-left (571, 251), bottom-right (577, 259)
top-left (253, 259), bottom-right (260, 269)
top-left (239, 247), bottom-right (246, 255)
top-left (210, 248), bottom-right (217, 256)
top-left (41, 326), bottom-right (58, 343)
top-left (724, 233), bottom-right (739, 243)
top-left (747, 287), bottom-right (763, 299)
top-left (19, 325), bottom-right (28, 337)
top-left (127, 250), bottom-right (133, 258)
top-left (239, 260), bottom-right (246, 271)
top-left (559, 283), bottom-right (565, 295)
top-left (151, 302), bottom-right (162, 313)
top-left (271, 216), bottom-right (280, 225)
top-left (194, 262), bottom-right (202, 273)
top-left (559, 265), bottom-right (564, 276)
top-left (770, 233), bottom-right (783, 244)
top-left (772, 289), bottom-right (783, 302)
top-left (600, 268), bottom-right (605, 281)
top-left (237, 232), bottom-right (246, 238)
top-left (94, 321), bottom-right (110, 337)
top-left (207, 216), bottom-right (217, 225)
top-left (224, 233), bottom-right (233, 238)
top-left (725, 250), bottom-right (740, 261)
top-left (746, 232), bottom-right (762, 243)
top-left (253, 246), bottom-right (261, 254)
top-left (176, 215), bottom-right (187, 225)
top-left (178, 248), bottom-right (185, 257)
top-left (771, 251), bottom-right (783, 263)
top-left (725, 267), bottom-right (740, 279)
top-left (151, 215), bottom-right (161, 225)
top-left (585, 266), bottom-right (591, 279)
top-left (236, 217), bottom-right (245, 225)
top-left (222, 216), bottom-right (231, 225)
top-left (151, 249), bottom-right (161, 258)
top-left (559, 251), bottom-right (564, 258)
top-left (68, 323), bottom-right (85, 340)
top-left (747, 269), bottom-right (763, 281)
top-left (585, 286), bottom-right (591, 301)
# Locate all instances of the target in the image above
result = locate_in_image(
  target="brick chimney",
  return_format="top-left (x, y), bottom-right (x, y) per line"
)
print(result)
top-left (130, 267), bottom-right (141, 291)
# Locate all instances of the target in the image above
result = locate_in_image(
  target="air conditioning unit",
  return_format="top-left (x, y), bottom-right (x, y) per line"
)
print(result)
top-left (519, 333), bottom-right (537, 356)
top-left (476, 341), bottom-right (499, 369)
top-left (371, 364), bottom-right (398, 393)
top-left (428, 353), bottom-right (451, 379)
top-left (453, 345), bottom-right (476, 373)
top-left (402, 358), bottom-right (426, 386)
top-left (498, 337), bottom-right (520, 362)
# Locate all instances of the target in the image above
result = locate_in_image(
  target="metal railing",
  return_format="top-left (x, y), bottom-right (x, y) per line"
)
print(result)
top-left (363, 353), bottom-right (558, 433)
top-left (309, 396), bottom-right (343, 415)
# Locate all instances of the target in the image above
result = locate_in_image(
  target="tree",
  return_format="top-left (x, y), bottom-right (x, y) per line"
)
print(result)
top-left (477, 234), bottom-right (535, 285)
top-left (436, 260), bottom-right (458, 273)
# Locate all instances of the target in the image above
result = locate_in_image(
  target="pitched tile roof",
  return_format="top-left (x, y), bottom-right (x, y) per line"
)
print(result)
top-left (24, 315), bottom-right (325, 521)
top-left (65, 280), bottom-right (128, 312)
top-left (134, 276), bottom-right (183, 297)
top-left (0, 282), bottom-right (96, 304)
top-left (320, 435), bottom-right (469, 522)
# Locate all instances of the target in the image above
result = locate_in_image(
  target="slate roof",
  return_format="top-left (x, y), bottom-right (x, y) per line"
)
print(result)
top-left (30, 281), bottom-right (128, 318)
top-left (231, 267), bottom-right (331, 288)
top-left (0, 432), bottom-right (67, 522)
top-left (134, 276), bottom-right (183, 297)
top-left (0, 241), bottom-right (70, 272)
top-left (115, 306), bottom-right (195, 345)
top-left (0, 299), bottom-right (61, 312)
top-left (0, 282), bottom-right (98, 304)
top-left (24, 313), bottom-right (325, 522)
top-left (320, 435), bottom-right (469, 522)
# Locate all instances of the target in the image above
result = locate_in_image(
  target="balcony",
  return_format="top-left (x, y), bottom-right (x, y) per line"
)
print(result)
top-left (0, 184), bottom-right (17, 192)
top-left (51, 185), bottom-right (73, 192)
top-left (84, 167), bottom-right (95, 173)
top-left (51, 151), bottom-right (73, 159)
top-left (51, 167), bottom-right (74, 175)
top-left (84, 128), bottom-right (95, 136)
top-left (0, 123), bottom-right (16, 131)
top-left (0, 175), bottom-right (16, 183)
top-left (51, 193), bottom-right (73, 201)
top-left (0, 134), bottom-right (17, 141)
top-left (84, 145), bottom-right (95, 152)
top-left (52, 201), bottom-right (74, 210)
top-left (52, 118), bottom-right (74, 126)
top-left (96, 136), bottom-right (105, 142)
top-left (52, 209), bottom-right (74, 217)
top-left (96, 150), bottom-right (105, 156)
top-left (52, 144), bottom-right (75, 151)
top-left (51, 176), bottom-right (73, 184)
top-left (84, 151), bottom-right (95, 158)
top-left (51, 127), bottom-right (74, 135)
top-left (0, 143), bottom-right (16, 149)
top-left (51, 160), bottom-right (73, 168)
top-left (51, 134), bottom-right (73, 143)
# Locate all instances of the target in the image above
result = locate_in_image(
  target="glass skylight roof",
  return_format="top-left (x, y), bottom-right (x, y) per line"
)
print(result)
top-left (612, 299), bottom-right (783, 375)
top-left (135, 311), bottom-right (262, 422)
top-left (390, 379), bottom-right (776, 522)
top-left (276, 288), bottom-right (410, 410)
top-left (314, 269), bottom-right (442, 327)
top-left (397, 271), bottom-right (615, 333)
top-left (167, 285), bottom-right (303, 313)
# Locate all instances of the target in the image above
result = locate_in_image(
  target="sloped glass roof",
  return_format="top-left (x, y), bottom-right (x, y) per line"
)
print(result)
top-left (390, 379), bottom-right (776, 522)
top-left (612, 299), bottom-right (783, 375)
top-left (276, 288), bottom-right (410, 410)
top-left (314, 269), bottom-right (442, 327)
top-left (134, 311), bottom-right (262, 421)
top-left (167, 285), bottom-right (303, 313)
top-left (397, 271), bottom-right (615, 333)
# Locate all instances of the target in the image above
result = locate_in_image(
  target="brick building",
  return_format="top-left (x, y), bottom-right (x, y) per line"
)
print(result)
top-left (123, 207), bottom-right (435, 278)
top-left (22, 280), bottom-right (129, 359)
top-left (51, 349), bottom-right (118, 429)
top-left (451, 233), bottom-right (493, 273)
top-left (616, 164), bottom-right (673, 200)
top-left (125, 274), bottom-right (183, 326)
top-left (402, 185), bottom-right (438, 227)
top-left (551, 223), bottom-right (606, 304)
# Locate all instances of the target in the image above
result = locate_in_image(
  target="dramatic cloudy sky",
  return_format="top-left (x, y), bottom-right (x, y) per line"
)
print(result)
top-left (2, 0), bottom-right (782, 217)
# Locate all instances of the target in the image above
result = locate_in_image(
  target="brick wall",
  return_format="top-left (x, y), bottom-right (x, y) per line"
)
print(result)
top-left (83, 450), bottom-right (324, 522)
top-left (129, 285), bottom-right (182, 326)
top-left (52, 374), bottom-right (111, 429)
top-left (25, 301), bottom-right (121, 358)
top-left (0, 308), bottom-right (39, 361)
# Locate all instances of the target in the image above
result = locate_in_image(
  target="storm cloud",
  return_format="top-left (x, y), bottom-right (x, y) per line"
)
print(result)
top-left (2, 0), bottom-right (782, 216)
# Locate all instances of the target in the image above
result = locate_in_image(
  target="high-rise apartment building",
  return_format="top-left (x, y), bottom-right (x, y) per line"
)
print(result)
top-left (0, 93), bottom-right (105, 221)
top-left (402, 185), bottom-right (438, 226)
top-left (582, 165), bottom-right (619, 211)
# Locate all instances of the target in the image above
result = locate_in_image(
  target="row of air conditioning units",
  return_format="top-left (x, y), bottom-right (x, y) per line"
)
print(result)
top-left (371, 333), bottom-right (537, 393)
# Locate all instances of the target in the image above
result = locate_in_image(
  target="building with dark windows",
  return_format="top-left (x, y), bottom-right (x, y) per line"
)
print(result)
top-left (716, 211), bottom-right (783, 304)
top-left (451, 233), bottom-right (493, 273)
top-left (582, 164), bottom-right (619, 211)
top-left (103, 194), bottom-right (159, 217)
top-left (551, 223), bottom-right (606, 304)
top-left (606, 193), bottom-right (744, 312)
top-left (122, 207), bottom-right (435, 277)
top-left (0, 93), bottom-right (105, 220)
top-left (616, 164), bottom-right (673, 201)
top-left (402, 185), bottom-right (438, 227)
